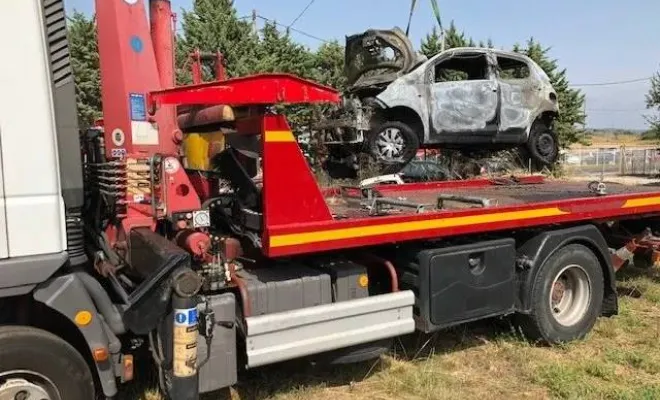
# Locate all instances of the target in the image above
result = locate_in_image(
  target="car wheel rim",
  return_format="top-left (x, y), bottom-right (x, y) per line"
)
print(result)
top-left (0, 371), bottom-right (60, 400)
top-left (536, 132), bottom-right (556, 159)
top-left (375, 128), bottom-right (406, 161)
top-left (549, 264), bottom-right (592, 327)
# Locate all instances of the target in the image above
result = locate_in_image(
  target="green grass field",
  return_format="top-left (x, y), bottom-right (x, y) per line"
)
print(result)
top-left (124, 264), bottom-right (660, 400)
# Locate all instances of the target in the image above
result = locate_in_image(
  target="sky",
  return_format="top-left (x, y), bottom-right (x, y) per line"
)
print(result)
top-left (65, 0), bottom-right (660, 130)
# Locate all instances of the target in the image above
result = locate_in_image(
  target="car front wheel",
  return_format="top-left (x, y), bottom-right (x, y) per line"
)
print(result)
top-left (368, 121), bottom-right (420, 174)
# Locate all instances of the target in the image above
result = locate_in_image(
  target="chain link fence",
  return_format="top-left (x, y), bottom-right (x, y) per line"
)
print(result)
top-left (560, 146), bottom-right (660, 177)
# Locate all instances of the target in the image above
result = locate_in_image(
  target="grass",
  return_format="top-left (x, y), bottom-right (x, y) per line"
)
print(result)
top-left (122, 266), bottom-right (660, 400)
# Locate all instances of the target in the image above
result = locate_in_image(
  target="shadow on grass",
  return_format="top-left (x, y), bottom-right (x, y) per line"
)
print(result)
top-left (117, 265), bottom-right (660, 400)
top-left (617, 263), bottom-right (660, 286)
top-left (203, 317), bottom-right (517, 400)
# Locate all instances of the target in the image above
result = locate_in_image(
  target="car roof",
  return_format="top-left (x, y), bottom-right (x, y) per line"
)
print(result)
top-left (432, 47), bottom-right (533, 62)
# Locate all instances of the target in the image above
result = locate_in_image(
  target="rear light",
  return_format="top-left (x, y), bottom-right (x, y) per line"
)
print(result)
top-left (93, 347), bottom-right (109, 362)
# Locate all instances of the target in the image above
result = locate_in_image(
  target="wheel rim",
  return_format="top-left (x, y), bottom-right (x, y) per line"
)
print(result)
top-left (549, 264), bottom-right (592, 327)
top-left (0, 371), bottom-right (60, 400)
top-left (375, 128), bottom-right (406, 161)
top-left (536, 132), bottom-right (556, 159)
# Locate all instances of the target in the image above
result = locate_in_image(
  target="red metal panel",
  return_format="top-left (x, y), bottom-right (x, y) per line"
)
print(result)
top-left (148, 74), bottom-right (341, 108)
top-left (162, 157), bottom-right (202, 214)
top-left (95, 0), bottom-right (179, 158)
top-left (264, 190), bottom-right (660, 257)
top-left (261, 115), bottom-right (333, 227)
top-left (149, 0), bottom-right (175, 88)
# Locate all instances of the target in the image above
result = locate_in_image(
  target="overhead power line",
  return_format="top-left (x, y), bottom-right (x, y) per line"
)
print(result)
top-left (256, 15), bottom-right (330, 43)
top-left (288, 0), bottom-right (317, 28)
top-left (571, 77), bottom-right (651, 87)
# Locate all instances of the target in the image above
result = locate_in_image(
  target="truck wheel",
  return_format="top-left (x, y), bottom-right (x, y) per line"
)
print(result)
top-left (518, 244), bottom-right (604, 344)
top-left (368, 121), bottom-right (420, 174)
top-left (526, 121), bottom-right (559, 168)
top-left (0, 326), bottom-right (95, 400)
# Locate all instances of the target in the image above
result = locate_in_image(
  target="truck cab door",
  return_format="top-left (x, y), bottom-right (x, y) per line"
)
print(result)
top-left (429, 52), bottom-right (499, 139)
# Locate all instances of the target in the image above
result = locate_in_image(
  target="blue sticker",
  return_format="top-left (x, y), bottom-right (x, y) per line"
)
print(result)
top-left (130, 36), bottom-right (143, 53)
top-left (129, 93), bottom-right (147, 121)
top-left (175, 313), bottom-right (186, 324)
top-left (174, 308), bottom-right (198, 326)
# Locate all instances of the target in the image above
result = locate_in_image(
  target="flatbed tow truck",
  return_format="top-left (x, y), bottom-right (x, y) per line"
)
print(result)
top-left (1, 1), bottom-right (660, 399)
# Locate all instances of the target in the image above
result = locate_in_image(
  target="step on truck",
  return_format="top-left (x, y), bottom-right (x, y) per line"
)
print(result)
top-left (1, 1), bottom-right (660, 399)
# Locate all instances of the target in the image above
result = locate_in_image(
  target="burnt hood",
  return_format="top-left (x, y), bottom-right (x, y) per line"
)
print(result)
top-left (344, 27), bottom-right (426, 91)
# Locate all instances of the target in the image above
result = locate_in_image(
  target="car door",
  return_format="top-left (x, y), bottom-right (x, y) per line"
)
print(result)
top-left (429, 51), bottom-right (499, 137)
top-left (495, 54), bottom-right (538, 134)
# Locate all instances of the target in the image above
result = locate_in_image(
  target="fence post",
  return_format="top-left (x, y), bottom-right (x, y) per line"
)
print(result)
top-left (620, 145), bottom-right (626, 176)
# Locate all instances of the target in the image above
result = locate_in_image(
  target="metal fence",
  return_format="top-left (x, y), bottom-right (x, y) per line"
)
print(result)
top-left (560, 146), bottom-right (660, 177)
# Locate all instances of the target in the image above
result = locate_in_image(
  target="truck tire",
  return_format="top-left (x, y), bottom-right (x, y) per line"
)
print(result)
top-left (518, 244), bottom-right (604, 344)
top-left (0, 326), bottom-right (95, 400)
top-left (368, 121), bottom-right (420, 174)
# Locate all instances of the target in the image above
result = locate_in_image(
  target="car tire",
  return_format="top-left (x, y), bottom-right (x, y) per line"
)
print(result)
top-left (517, 244), bottom-right (604, 344)
top-left (368, 121), bottom-right (420, 174)
top-left (0, 326), bottom-right (96, 400)
top-left (526, 121), bottom-right (559, 168)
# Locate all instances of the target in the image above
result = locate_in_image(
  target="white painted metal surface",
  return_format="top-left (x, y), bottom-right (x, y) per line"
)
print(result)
top-left (245, 290), bottom-right (416, 368)
top-left (0, 0), bottom-right (67, 257)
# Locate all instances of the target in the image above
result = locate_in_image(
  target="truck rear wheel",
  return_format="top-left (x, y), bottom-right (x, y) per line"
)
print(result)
top-left (518, 244), bottom-right (604, 344)
top-left (0, 326), bottom-right (95, 400)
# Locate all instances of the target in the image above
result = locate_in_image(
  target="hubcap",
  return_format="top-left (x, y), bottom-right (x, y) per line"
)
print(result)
top-left (0, 371), bottom-right (59, 400)
top-left (375, 128), bottom-right (406, 161)
top-left (549, 264), bottom-right (592, 327)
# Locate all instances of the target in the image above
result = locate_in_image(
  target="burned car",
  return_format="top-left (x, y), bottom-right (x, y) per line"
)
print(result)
top-left (319, 28), bottom-right (560, 176)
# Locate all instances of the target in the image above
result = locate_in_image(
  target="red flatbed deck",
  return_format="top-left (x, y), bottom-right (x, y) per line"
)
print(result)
top-left (264, 176), bottom-right (660, 257)
top-left (256, 117), bottom-right (660, 258)
top-left (326, 177), bottom-right (660, 217)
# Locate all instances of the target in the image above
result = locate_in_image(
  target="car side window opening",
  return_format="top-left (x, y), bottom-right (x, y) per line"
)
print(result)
top-left (433, 53), bottom-right (492, 83)
top-left (496, 56), bottom-right (530, 80)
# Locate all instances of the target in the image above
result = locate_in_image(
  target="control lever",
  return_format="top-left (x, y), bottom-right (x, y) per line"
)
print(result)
top-left (196, 300), bottom-right (234, 369)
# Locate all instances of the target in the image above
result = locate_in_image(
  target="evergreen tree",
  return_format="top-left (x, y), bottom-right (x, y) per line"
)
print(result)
top-left (67, 11), bottom-right (101, 128)
top-left (443, 21), bottom-right (469, 49)
top-left (420, 27), bottom-right (443, 58)
top-left (645, 69), bottom-right (660, 137)
top-left (312, 40), bottom-right (346, 90)
top-left (516, 39), bottom-right (587, 147)
top-left (175, 0), bottom-right (258, 83)
top-left (251, 22), bottom-right (315, 77)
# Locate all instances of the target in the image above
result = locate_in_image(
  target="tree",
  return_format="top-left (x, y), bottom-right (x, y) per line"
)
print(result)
top-left (311, 40), bottom-right (346, 90)
top-left (444, 21), bottom-right (469, 49)
top-left (515, 39), bottom-right (587, 147)
top-left (645, 70), bottom-right (660, 137)
top-left (251, 22), bottom-right (315, 77)
top-left (67, 11), bottom-right (101, 128)
top-left (420, 27), bottom-right (443, 58)
top-left (175, 0), bottom-right (259, 83)
top-left (420, 21), bottom-right (473, 59)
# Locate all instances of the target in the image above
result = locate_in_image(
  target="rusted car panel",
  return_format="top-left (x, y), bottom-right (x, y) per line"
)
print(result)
top-left (431, 80), bottom-right (499, 133)
top-left (495, 52), bottom-right (559, 134)
top-left (374, 47), bottom-right (558, 142)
